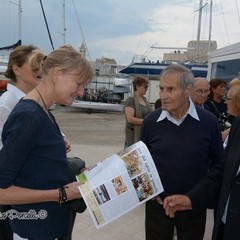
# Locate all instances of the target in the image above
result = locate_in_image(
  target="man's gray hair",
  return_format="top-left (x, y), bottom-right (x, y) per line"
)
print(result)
top-left (159, 64), bottom-right (194, 90)
top-left (193, 77), bottom-right (209, 88)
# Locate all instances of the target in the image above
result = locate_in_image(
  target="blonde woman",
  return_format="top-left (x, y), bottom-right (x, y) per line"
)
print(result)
top-left (0, 45), bottom-right (93, 239)
top-left (223, 83), bottom-right (240, 147)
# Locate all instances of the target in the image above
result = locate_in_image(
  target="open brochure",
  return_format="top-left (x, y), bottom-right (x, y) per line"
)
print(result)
top-left (76, 141), bottom-right (164, 229)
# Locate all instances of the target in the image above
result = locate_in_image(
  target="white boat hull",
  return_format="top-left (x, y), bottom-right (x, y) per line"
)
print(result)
top-left (71, 100), bottom-right (124, 113)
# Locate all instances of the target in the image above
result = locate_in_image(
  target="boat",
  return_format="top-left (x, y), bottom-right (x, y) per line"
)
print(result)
top-left (70, 77), bottom-right (129, 113)
top-left (119, 0), bottom-right (213, 81)
top-left (71, 100), bottom-right (123, 114)
top-left (51, 2), bottom-right (128, 113)
top-left (0, 57), bottom-right (9, 95)
top-left (119, 59), bottom-right (208, 80)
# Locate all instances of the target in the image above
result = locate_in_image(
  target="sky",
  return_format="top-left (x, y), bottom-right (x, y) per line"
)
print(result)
top-left (0, 0), bottom-right (240, 65)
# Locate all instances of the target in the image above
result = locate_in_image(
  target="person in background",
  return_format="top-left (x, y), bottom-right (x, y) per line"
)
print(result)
top-left (0, 45), bottom-right (93, 239)
top-left (190, 77), bottom-right (210, 108)
top-left (229, 77), bottom-right (240, 88)
top-left (0, 45), bottom-right (43, 150)
top-left (221, 78), bottom-right (240, 143)
top-left (0, 45), bottom-right (44, 240)
top-left (140, 64), bottom-right (223, 240)
top-left (205, 78), bottom-right (228, 131)
top-left (163, 114), bottom-right (240, 240)
top-left (124, 76), bottom-right (152, 147)
top-left (223, 83), bottom-right (240, 147)
top-left (154, 98), bottom-right (162, 109)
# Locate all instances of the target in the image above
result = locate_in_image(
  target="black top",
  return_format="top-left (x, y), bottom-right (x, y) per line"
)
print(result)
top-left (140, 106), bottom-right (223, 197)
top-left (0, 99), bottom-right (69, 239)
top-left (205, 98), bottom-right (228, 130)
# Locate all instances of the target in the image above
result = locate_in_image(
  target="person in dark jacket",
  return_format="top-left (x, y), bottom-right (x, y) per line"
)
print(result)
top-left (163, 115), bottom-right (240, 240)
top-left (205, 78), bottom-right (228, 131)
top-left (141, 64), bottom-right (223, 240)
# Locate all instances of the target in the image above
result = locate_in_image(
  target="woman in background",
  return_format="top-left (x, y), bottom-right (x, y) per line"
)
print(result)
top-left (124, 76), bottom-right (152, 147)
top-left (0, 45), bottom-right (44, 149)
top-left (223, 82), bottom-right (240, 147)
top-left (205, 78), bottom-right (228, 131)
top-left (0, 45), bottom-right (44, 240)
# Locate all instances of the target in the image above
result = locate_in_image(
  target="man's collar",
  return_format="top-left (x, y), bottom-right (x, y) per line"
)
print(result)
top-left (157, 98), bottom-right (200, 123)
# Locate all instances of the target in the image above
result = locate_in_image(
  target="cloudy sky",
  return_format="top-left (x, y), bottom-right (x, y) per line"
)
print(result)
top-left (0, 0), bottom-right (240, 65)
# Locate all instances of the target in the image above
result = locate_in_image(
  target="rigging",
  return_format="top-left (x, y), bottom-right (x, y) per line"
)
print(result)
top-left (39, 0), bottom-right (55, 50)
top-left (72, 0), bottom-right (91, 61)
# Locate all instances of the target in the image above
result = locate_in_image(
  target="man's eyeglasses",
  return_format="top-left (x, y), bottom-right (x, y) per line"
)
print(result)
top-left (195, 89), bottom-right (210, 95)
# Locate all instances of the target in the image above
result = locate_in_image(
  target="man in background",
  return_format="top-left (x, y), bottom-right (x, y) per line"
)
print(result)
top-left (190, 77), bottom-right (210, 108)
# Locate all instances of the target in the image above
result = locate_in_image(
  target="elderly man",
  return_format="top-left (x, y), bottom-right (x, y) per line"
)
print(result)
top-left (163, 114), bottom-right (240, 240)
top-left (140, 65), bottom-right (223, 240)
top-left (190, 77), bottom-right (210, 108)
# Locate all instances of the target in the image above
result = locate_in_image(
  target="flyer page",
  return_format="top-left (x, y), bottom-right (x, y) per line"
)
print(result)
top-left (76, 141), bottom-right (164, 229)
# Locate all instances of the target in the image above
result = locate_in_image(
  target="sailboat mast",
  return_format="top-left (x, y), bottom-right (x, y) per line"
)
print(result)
top-left (39, 0), bottom-right (54, 50)
top-left (208, 0), bottom-right (213, 54)
top-left (18, 0), bottom-right (22, 44)
top-left (195, 0), bottom-right (203, 62)
top-left (62, 0), bottom-right (66, 44)
top-left (10, 0), bottom-right (22, 45)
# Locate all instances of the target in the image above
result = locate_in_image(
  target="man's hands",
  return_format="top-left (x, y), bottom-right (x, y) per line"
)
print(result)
top-left (163, 195), bottom-right (192, 218)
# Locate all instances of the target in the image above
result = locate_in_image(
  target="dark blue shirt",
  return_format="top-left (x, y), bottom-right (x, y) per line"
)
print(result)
top-left (0, 99), bottom-right (69, 239)
top-left (140, 106), bottom-right (223, 197)
top-left (205, 98), bottom-right (228, 130)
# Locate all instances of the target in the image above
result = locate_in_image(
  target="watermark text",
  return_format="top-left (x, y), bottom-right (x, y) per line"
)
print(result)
top-left (0, 209), bottom-right (47, 220)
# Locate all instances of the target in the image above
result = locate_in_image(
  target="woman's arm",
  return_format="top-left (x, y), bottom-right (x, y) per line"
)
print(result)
top-left (0, 182), bottom-right (81, 205)
top-left (125, 106), bottom-right (143, 125)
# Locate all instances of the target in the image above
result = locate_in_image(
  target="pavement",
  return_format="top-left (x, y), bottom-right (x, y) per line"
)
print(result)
top-left (53, 105), bottom-right (214, 240)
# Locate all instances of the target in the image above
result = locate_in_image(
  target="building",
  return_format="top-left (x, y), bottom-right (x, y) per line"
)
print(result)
top-left (207, 41), bottom-right (240, 83)
top-left (163, 40), bottom-right (217, 63)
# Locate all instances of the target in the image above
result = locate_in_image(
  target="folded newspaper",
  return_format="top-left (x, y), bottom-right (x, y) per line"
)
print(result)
top-left (76, 141), bottom-right (164, 229)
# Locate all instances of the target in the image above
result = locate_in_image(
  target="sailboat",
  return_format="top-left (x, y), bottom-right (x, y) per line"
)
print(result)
top-left (119, 0), bottom-right (213, 81)
top-left (56, 1), bottom-right (127, 113)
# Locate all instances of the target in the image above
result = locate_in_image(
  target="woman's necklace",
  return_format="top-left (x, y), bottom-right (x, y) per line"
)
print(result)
top-left (35, 87), bottom-right (49, 112)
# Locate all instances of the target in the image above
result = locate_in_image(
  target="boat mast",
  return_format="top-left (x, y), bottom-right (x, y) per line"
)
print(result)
top-left (61, 0), bottom-right (66, 44)
top-left (208, 0), bottom-right (213, 54)
top-left (195, 0), bottom-right (203, 62)
top-left (10, 0), bottom-right (22, 45)
top-left (18, 0), bottom-right (22, 44)
top-left (39, 0), bottom-right (55, 50)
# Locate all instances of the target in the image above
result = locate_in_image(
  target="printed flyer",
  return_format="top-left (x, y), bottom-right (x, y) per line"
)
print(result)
top-left (76, 141), bottom-right (164, 229)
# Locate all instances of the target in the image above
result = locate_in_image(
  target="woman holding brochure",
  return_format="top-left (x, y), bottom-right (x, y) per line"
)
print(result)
top-left (0, 45), bottom-right (93, 240)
